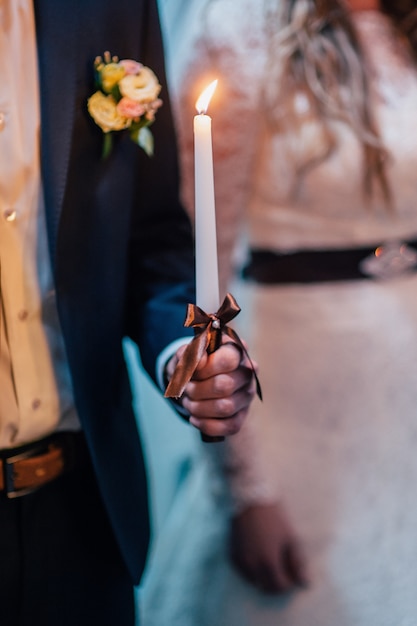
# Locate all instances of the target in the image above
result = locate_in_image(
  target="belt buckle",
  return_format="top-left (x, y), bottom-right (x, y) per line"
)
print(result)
top-left (359, 241), bottom-right (417, 279)
top-left (3, 443), bottom-right (48, 499)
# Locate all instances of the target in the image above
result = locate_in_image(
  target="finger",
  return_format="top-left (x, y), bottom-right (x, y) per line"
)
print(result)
top-left (220, 339), bottom-right (244, 361)
top-left (182, 378), bottom-right (256, 421)
top-left (256, 561), bottom-right (293, 594)
top-left (233, 543), bottom-right (305, 594)
top-left (193, 342), bottom-right (243, 379)
top-left (189, 407), bottom-right (248, 437)
top-left (229, 540), bottom-right (293, 594)
top-left (184, 364), bottom-right (255, 401)
top-left (286, 541), bottom-right (310, 588)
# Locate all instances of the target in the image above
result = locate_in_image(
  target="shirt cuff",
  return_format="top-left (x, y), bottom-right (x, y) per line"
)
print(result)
top-left (156, 336), bottom-right (193, 416)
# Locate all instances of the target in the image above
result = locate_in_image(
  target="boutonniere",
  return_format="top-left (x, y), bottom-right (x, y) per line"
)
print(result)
top-left (87, 51), bottom-right (163, 158)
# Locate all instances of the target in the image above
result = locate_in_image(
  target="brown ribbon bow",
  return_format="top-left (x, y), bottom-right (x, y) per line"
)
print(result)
top-left (164, 292), bottom-right (262, 400)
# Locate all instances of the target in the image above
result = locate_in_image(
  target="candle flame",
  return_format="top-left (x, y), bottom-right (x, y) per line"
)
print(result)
top-left (195, 80), bottom-right (218, 114)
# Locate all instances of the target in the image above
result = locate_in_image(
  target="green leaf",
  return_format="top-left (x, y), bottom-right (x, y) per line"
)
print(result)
top-left (110, 84), bottom-right (122, 102)
top-left (131, 126), bottom-right (154, 157)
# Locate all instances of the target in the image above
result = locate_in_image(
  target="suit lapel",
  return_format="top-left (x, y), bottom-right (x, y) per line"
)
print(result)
top-left (34, 0), bottom-right (80, 264)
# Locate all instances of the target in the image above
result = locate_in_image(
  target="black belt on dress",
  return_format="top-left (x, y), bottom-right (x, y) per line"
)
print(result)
top-left (0, 431), bottom-right (87, 498)
top-left (242, 240), bottom-right (417, 284)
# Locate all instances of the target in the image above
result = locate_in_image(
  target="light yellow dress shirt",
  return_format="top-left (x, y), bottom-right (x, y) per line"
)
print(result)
top-left (0, 0), bottom-right (79, 449)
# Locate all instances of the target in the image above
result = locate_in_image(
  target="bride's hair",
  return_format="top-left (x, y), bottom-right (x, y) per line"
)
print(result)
top-left (264, 0), bottom-right (417, 203)
top-left (384, 0), bottom-right (417, 49)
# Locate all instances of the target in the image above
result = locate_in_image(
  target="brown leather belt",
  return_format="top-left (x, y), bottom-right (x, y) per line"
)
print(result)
top-left (0, 432), bottom-right (86, 498)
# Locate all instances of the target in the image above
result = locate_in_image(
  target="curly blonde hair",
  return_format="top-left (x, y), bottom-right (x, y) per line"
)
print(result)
top-left (264, 0), bottom-right (417, 204)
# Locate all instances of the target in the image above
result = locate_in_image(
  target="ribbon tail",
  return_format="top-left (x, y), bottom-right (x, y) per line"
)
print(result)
top-left (223, 327), bottom-right (263, 401)
top-left (207, 326), bottom-right (222, 354)
top-left (164, 328), bottom-right (210, 399)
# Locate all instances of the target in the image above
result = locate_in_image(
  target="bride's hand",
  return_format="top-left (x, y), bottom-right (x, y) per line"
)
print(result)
top-left (229, 502), bottom-right (309, 594)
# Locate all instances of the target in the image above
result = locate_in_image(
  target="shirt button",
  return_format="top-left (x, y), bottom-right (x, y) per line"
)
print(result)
top-left (3, 208), bottom-right (16, 222)
top-left (0, 112), bottom-right (5, 131)
top-left (18, 310), bottom-right (28, 321)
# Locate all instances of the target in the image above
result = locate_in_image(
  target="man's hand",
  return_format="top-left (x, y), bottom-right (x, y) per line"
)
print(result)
top-left (166, 340), bottom-right (257, 438)
top-left (230, 502), bottom-right (309, 594)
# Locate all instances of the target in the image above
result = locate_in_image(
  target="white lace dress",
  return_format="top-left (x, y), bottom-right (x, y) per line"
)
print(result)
top-left (142, 4), bottom-right (417, 625)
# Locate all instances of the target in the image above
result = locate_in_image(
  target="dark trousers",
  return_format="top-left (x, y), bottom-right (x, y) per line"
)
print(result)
top-left (0, 438), bottom-right (136, 626)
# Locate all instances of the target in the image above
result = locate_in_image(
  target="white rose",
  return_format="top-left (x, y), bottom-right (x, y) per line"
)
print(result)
top-left (119, 66), bottom-right (161, 103)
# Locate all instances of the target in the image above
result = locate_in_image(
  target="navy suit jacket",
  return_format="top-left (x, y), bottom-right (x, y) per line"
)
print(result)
top-left (34, 0), bottom-right (195, 584)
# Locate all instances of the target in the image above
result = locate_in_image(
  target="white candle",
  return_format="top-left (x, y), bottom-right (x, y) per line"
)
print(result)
top-left (194, 80), bottom-right (219, 313)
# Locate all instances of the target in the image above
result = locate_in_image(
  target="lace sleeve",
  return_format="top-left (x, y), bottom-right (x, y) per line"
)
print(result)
top-left (203, 407), bottom-right (279, 515)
